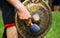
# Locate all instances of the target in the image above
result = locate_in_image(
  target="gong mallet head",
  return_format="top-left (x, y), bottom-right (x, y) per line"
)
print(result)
top-left (26, 19), bottom-right (41, 33)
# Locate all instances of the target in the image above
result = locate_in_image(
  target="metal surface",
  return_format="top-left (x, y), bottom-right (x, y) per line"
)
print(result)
top-left (15, 0), bottom-right (52, 38)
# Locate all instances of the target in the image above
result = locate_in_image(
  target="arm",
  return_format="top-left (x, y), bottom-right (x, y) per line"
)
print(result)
top-left (7, 0), bottom-right (31, 19)
top-left (7, 0), bottom-right (39, 13)
top-left (7, 0), bottom-right (39, 20)
top-left (7, 0), bottom-right (28, 13)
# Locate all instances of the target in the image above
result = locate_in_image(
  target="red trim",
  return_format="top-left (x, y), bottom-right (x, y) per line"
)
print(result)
top-left (5, 23), bottom-right (15, 28)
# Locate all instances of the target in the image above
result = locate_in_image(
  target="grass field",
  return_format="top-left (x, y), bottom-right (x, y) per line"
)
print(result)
top-left (45, 12), bottom-right (60, 38)
top-left (0, 17), bottom-right (4, 38)
top-left (0, 12), bottom-right (60, 38)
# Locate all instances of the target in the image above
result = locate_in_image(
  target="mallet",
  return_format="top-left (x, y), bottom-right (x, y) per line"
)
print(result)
top-left (25, 18), bottom-right (40, 33)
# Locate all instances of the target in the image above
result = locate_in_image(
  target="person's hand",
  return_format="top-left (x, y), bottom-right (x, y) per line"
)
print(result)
top-left (32, 0), bottom-right (40, 3)
top-left (17, 10), bottom-right (31, 20)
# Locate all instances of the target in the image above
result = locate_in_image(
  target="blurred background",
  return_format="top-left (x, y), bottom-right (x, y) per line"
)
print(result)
top-left (47, 0), bottom-right (60, 11)
top-left (0, 0), bottom-right (60, 38)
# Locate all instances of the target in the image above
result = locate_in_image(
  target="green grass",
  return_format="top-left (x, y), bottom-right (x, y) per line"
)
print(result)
top-left (0, 12), bottom-right (60, 38)
top-left (0, 17), bottom-right (4, 38)
top-left (45, 12), bottom-right (60, 38)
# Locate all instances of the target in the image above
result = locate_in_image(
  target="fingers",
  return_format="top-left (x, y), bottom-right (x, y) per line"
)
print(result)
top-left (17, 11), bottom-right (31, 20)
top-left (18, 13), bottom-right (31, 20)
top-left (35, 0), bottom-right (39, 3)
top-left (32, 0), bottom-right (36, 2)
top-left (32, 0), bottom-right (39, 3)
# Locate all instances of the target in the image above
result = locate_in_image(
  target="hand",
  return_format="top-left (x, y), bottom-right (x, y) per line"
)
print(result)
top-left (32, 0), bottom-right (40, 3)
top-left (17, 10), bottom-right (31, 20)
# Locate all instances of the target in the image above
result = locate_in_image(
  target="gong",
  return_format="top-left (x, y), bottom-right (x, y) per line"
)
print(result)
top-left (15, 0), bottom-right (52, 38)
